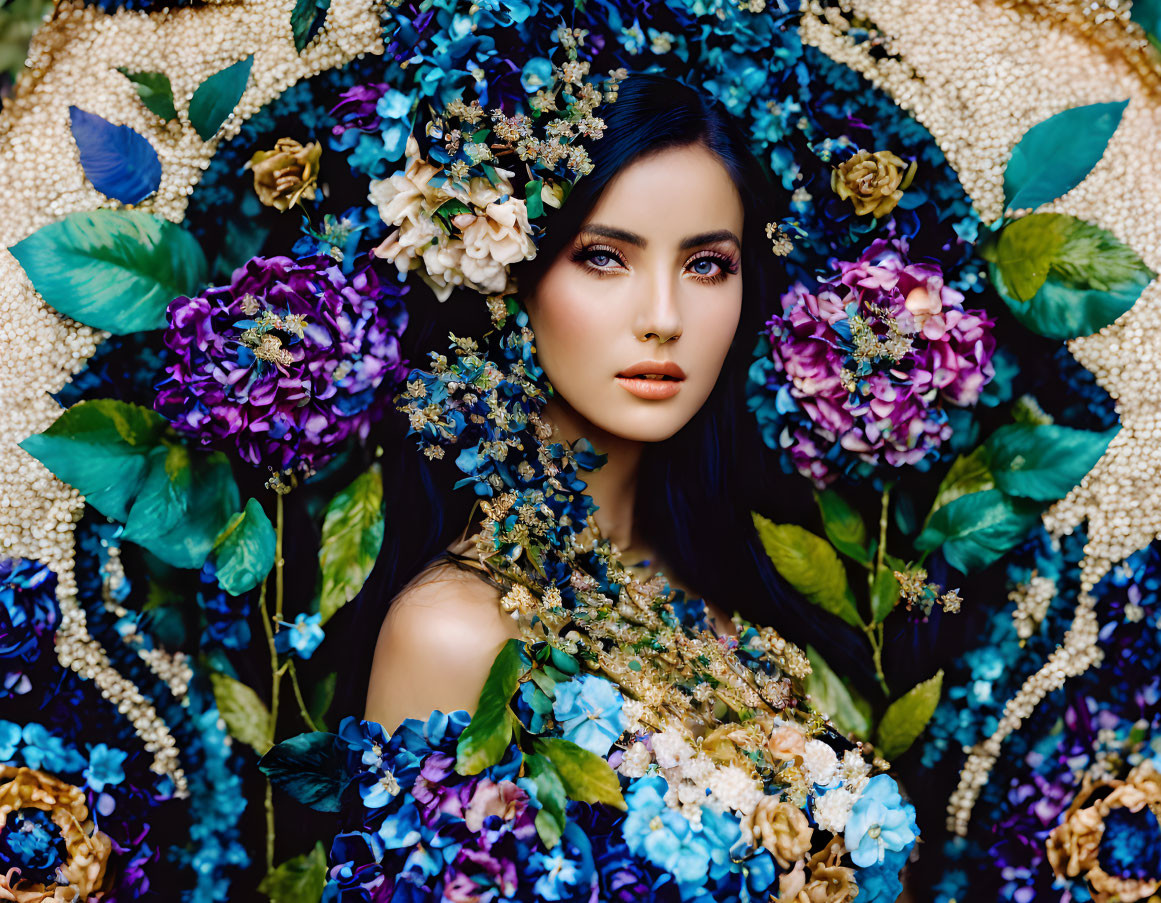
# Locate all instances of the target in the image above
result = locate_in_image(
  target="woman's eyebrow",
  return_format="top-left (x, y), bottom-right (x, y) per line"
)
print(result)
top-left (579, 224), bottom-right (741, 250)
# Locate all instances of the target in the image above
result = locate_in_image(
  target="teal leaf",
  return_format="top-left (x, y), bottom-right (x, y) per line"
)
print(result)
top-left (211, 671), bottom-right (272, 755)
top-left (121, 442), bottom-right (239, 569)
top-left (308, 673), bottom-right (337, 732)
top-left (870, 567), bottom-right (900, 624)
top-left (924, 445), bottom-right (994, 529)
top-left (456, 639), bottom-right (528, 775)
top-left (318, 464), bottom-right (385, 624)
top-left (188, 55), bottom-right (254, 141)
top-left (69, 106), bottom-right (161, 205)
top-left (814, 490), bottom-right (870, 563)
top-left (915, 489), bottom-right (1044, 574)
top-left (291, 0), bottom-right (332, 52)
top-left (1132, 0), bottom-right (1161, 52)
top-left (1004, 100), bottom-right (1128, 211)
top-left (212, 497), bottom-right (276, 595)
top-left (874, 670), bottom-right (943, 761)
top-left (258, 731), bottom-right (345, 812)
top-left (804, 645), bottom-right (872, 738)
top-left (523, 752), bottom-right (567, 848)
top-left (8, 209), bottom-right (207, 334)
top-left (985, 423), bottom-right (1117, 501)
top-left (525, 179), bottom-right (544, 220)
top-left (533, 737), bottom-right (626, 810)
top-left (18, 399), bottom-right (164, 522)
top-left (752, 512), bottom-right (862, 629)
top-left (117, 68), bottom-right (177, 121)
top-left (258, 842), bottom-right (327, 903)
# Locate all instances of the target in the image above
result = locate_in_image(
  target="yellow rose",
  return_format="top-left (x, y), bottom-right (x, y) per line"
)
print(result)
top-left (246, 138), bottom-right (323, 212)
top-left (830, 149), bottom-right (917, 218)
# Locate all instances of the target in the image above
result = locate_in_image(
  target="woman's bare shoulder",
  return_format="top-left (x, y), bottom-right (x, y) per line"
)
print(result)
top-left (364, 558), bottom-right (522, 732)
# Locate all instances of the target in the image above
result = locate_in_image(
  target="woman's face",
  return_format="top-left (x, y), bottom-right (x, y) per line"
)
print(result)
top-left (524, 143), bottom-right (746, 444)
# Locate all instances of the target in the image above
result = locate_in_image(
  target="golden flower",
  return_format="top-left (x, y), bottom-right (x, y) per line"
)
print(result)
top-left (246, 138), bottom-right (323, 212)
top-left (0, 766), bottom-right (112, 903)
top-left (830, 149), bottom-right (917, 218)
top-left (741, 796), bottom-right (814, 869)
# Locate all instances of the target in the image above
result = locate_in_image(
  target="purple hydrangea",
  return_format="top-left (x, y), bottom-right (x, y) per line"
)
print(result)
top-left (155, 255), bottom-right (409, 475)
top-left (749, 237), bottom-right (997, 486)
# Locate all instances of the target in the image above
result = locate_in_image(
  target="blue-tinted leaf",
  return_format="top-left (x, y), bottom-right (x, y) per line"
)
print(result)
top-left (915, 489), bottom-right (1044, 574)
top-left (291, 0), bottom-right (331, 51)
top-left (69, 106), bottom-right (161, 204)
top-left (9, 209), bottom-right (207, 334)
top-left (986, 423), bottom-right (1117, 501)
top-left (116, 69), bottom-right (177, 121)
top-left (213, 497), bottom-right (276, 595)
top-left (259, 732), bottom-right (345, 812)
top-left (1005, 100), bottom-right (1128, 211)
top-left (188, 55), bottom-right (253, 141)
top-left (814, 490), bottom-right (870, 563)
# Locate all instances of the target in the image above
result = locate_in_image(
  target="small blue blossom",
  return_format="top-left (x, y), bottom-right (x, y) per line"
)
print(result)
top-left (20, 723), bottom-right (85, 774)
top-left (84, 743), bottom-right (128, 793)
top-left (844, 774), bottom-right (918, 868)
top-left (274, 612), bottom-right (325, 660)
top-left (551, 673), bottom-right (626, 756)
top-left (0, 720), bottom-right (20, 760)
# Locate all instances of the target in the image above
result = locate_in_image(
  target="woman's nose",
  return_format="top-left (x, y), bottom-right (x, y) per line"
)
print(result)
top-left (633, 270), bottom-right (683, 345)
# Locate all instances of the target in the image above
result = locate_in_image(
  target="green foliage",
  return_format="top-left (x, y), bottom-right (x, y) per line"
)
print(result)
top-left (318, 464), bottom-right (385, 624)
top-left (211, 671), bottom-right (272, 755)
top-left (985, 423), bottom-right (1117, 502)
top-left (1004, 100), bottom-right (1127, 211)
top-left (9, 209), bottom-right (207, 334)
top-left (309, 673), bottom-right (337, 732)
top-left (875, 670), bottom-right (944, 760)
top-left (117, 68), bottom-right (177, 121)
top-left (188, 55), bottom-right (254, 141)
top-left (259, 843), bottom-right (327, 903)
top-left (291, 0), bottom-right (332, 52)
top-left (533, 737), bottom-right (626, 810)
top-left (915, 489), bottom-right (1044, 574)
top-left (212, 497), bottom-right (276, 595)
top-left (804, 645), bottom-right (871, 738)
top-left (814, 490), bottom-right (871, 563)
top-left (990, 215), bottom-right (1153, 341)
top-left (752, 512), bottom-right (862, 628)
top-left (19, 400), bottom-right (238, 569)
top-left (524, 753), bottom-right (568, 848)
top-left (870, 567), bottom-right (900, 624)
top-left (0, 0), bottom-right (51, 88)
top-left (456, 639), bottom-right (528, 775)
top-left (525, 179), bottom-right (545, 219)
top-left (258, 731), bottom-right (346, 812)
top-left (924, 445), bottom-right (994, 528)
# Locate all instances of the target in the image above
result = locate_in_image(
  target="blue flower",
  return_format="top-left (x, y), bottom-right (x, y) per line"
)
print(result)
top-left (20, 723), bottom-right (85, 774)
top-left (0, 720), bottom-right (20, 760)
top-left (623, 775), bottom-right (713, 891)
top-left (84, 743), bottom-right (128, 793)
top-left (857, 845), bottom-right (910, 903)
top-left (844, 775), bottom-right (918, 868)
top-left (551, 674), bottom-right (626, 756)
top-left (529, 844), bottom-right (583, 899)
top-left (274, 613), bottom-right (325, 659)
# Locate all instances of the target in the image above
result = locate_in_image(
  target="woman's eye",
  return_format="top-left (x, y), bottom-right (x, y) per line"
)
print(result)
top-left (690, 257), bottom-right (721, 277)
top-left (589, 252), bottom-right (616, 268)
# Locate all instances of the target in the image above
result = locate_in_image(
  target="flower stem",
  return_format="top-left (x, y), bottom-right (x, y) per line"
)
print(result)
top-left (288, 661), bottom-right (318, 731)
top-left (259, 493), bottom-right (286, 874)
top-left (864, 487), bottom-right (892, 698)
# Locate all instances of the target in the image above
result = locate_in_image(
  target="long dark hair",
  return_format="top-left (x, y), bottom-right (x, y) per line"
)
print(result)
top-left (334, 73), bottom-right (873, 719)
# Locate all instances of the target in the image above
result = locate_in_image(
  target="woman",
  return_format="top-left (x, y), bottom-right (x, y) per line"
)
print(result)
top-left (360, 74), bottom-right (843, 731)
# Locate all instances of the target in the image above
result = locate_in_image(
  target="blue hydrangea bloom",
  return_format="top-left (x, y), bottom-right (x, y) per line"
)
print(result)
top-left (551, 673), bottom-right (626, 756)
top-left (0, 720), bottom-right (20, 760)
top-left (274, 612), bottom-right (325, 659)
top-left (845, 774), bottom-right (918, 868)
top-left (84, 743), bottom-right (128, 793)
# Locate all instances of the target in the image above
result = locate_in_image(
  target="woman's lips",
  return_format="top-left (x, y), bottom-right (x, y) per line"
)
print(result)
top-left (615, 361), bottom-right (686, 400)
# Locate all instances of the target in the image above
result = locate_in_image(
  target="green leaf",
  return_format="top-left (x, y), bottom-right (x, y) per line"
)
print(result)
top-left (1004, 100), bottom-right (1128, 211)
top-left (318, 464), bottom-right (385, 624)
top-left (121, 442), bottom-right (239, 569)
top-left (524, 752), bottom-right (567, 848)
top-left (875, 670), bottom-right (944, 760)
top-left (804, 645), bottom-right (871, 738)
top-left (456, 639), bottom-right (528, 775)
top-left (309, 673), bottom-right (337, 732)
top-left (117, 68), bottom-right (177, 121)
top-left (870, 567), bottom-right (900, 624)
top-left (525, 179), bottom-right (545, 219)
top-left (188, 55), bottom-right (254, 141)
top-left (814, 490), bottom-right (870, 563)
top-left (258, 731), bottom-right (346, 812)
top-left (924, 445), bottom-right (994, 529)
top-left (1132, 0), bottom-right (1161, 51)
top-left (291, 0), bottom-right (332, 52)
top-left (259, 842), bottom-right (327, 903)
top-left (9, 209), bottom-right (207, 334)
top-left (213, 497), bottom-right (276, 595)
top-left (752, 512), bottom-right (862, 629)
top-left (914, 489), bottom-right (1044, 574)
top-left (985, 423), bottom-right (1117, 501)
top-left (990, 216), bottom-right (1154, 341)
top-left (18, 399), bottom-right (164, 522)
top-left (533, 737), bottom-right (626, 810)
top-left (211, 671), bottom-right (272, 755)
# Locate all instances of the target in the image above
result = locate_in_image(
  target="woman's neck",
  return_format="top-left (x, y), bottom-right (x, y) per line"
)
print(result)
top-left (542, 397), bottom-right (643, 552)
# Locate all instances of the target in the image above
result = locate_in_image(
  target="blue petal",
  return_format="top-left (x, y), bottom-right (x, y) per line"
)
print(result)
top-left (69, 106), bottom-right (162, 205)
